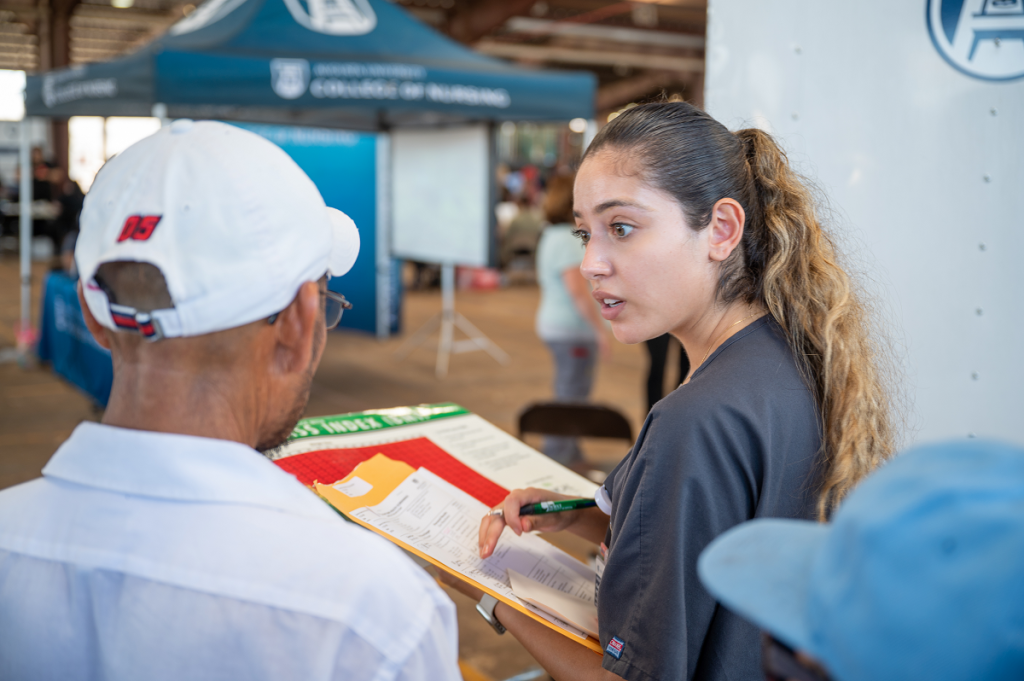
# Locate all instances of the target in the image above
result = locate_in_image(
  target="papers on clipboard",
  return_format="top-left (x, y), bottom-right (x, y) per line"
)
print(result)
top-left (313, 454), bottom-right (602, 651)
top-left (508, 569), bottom-right (599, 639)
top-left (269, 404), bottom-right (603, 652)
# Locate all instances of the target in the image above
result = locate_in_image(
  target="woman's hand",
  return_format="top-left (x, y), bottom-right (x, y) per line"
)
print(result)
top-left (479, 488), bottom-right (577, 559)
top-left (434, 568), bottom-right (484, 602)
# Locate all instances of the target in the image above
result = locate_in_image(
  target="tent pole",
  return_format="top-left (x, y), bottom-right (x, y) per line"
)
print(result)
top-left (375, 131), bottom-right (392, 339)
top-left (18, 117), bottom-right (33, 358)
top-left (151, 103), bottom-right (169, 126)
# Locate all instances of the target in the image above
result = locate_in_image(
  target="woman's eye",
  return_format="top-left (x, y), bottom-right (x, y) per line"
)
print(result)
top-left (571, 228), bottom-right (591, 244)
top-left (612, 223), bottom-right (634, 238)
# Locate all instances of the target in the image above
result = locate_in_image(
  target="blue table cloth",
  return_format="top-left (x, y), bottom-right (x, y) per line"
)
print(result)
top-left (37, 271), bottom-right (113, 407)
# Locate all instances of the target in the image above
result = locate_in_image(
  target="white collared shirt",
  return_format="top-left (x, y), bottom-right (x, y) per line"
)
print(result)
top-left (0, 422), bottom-right (461, 681)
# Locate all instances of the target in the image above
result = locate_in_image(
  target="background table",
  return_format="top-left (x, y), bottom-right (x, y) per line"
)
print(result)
top-left (37, 270), bottom-right (112, 407)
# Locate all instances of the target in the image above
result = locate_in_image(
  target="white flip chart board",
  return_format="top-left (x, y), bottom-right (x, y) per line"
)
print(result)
top-left (391, 124), bottom-right (491, 267)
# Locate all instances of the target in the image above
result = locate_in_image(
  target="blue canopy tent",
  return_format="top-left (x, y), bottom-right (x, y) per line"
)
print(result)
top-left (17, 0), bottom-right (596, 341)
top-left (24, 0), bottom-right (594, 126)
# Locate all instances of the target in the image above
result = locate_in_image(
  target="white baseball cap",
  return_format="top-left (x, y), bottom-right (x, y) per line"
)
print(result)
top-left (76, 119), bottom-right (360, 340)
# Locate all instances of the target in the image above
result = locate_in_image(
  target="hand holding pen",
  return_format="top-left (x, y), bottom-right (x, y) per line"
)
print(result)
top-left (486, 498), bottom-right (597, 517)
top-left (478, 488), bottom-right (588, 559)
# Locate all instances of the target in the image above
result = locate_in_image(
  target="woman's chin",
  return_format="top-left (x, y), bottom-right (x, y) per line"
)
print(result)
top-left (610, 323), bottom-right (654, 346)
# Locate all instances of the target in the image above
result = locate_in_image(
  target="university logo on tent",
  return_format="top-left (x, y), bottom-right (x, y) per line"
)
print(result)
top-left (271, 59), bottom-right (311, 99)
top-left (927, 0), bottom-right (1024, 80)
top-left (283, 0), bottom-right (377, 36)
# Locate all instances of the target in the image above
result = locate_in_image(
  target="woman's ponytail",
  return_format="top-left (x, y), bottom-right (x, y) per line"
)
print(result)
top-left (586, 103), bottom-right (899, 520)
top-left (736, 128), bottom-right (897, 519)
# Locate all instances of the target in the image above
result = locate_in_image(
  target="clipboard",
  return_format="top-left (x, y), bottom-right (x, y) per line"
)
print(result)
top-left (313, 453), bottom-right (604, 654)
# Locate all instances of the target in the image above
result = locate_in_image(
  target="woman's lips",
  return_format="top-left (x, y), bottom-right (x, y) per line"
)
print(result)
top-left (594, 292), bottom-right (626, 320)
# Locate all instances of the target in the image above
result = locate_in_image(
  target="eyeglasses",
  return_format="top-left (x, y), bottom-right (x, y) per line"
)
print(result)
top-left (762, 634), bottom-right (831, 681)
top-left (267, 289), bottom-right (352, 330)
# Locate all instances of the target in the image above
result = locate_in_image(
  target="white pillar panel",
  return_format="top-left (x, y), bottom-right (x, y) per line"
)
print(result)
top-left (705, 0), bottom-right (1024, 445)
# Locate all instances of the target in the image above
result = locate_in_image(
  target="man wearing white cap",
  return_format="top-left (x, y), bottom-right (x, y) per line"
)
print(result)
top-left (0, 121), bottom-right (461, 680)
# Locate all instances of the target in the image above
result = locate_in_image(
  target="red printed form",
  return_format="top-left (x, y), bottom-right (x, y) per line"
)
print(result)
top-left (275, 437), bottom-right (510, 508)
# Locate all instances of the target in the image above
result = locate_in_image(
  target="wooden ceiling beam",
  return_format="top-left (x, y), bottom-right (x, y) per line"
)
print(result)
top-left (445, 0), bottom-right (537, 44)
top-left (500, 16), bottom-right (704, 49)
top-left (73, 4), bottom-right (176, 27)
top-left (476, 40), bottom-right (703, 73)
top-left (0, 32), bottom-right (35, 43)
top-left (596, 69), bottom-right (689, 111)
top-left (69, 23), bottom-right (148, 37)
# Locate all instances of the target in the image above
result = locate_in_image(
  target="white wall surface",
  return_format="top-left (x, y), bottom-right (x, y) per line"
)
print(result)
top-left (705, 0), bottom-right (1024, 445)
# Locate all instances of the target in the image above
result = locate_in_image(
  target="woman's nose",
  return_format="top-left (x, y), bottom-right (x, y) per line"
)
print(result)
top-left (580, 245), bottom-right (611, 281)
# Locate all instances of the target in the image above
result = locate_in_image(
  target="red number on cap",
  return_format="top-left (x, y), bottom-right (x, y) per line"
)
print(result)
top-left (117, 215), bottom-right (141, 242)
top-left (116, 215), bottom-right (162, 243)
top-left (132, 215), bottom-right (162, 241)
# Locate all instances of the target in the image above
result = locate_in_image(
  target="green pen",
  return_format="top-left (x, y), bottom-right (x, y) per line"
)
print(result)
top-left (486, 498), bottom-right (597, 517)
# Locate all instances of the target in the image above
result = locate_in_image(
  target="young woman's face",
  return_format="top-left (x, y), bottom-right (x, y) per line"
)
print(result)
top-left (573, 150), bottom-right (719, 345)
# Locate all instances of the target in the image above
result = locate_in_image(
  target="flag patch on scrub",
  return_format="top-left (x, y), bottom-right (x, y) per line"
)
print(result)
top-left (605, 636), bottom-right (625, 659)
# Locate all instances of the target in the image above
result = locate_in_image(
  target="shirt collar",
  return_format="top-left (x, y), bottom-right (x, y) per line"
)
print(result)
top-left (43, 422), bottom-right (332, 518)
top-left (691, 316), bottom-right (772, 381)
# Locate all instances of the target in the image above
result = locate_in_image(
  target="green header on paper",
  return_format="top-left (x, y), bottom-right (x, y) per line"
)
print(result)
top-left (287, 403), bottom-right (470, 441)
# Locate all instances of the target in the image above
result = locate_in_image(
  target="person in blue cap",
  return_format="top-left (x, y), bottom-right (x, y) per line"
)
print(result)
top-left (698, 439), bottom-right (1024, 681)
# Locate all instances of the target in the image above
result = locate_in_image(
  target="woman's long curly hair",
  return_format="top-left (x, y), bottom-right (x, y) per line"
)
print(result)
top-left (586, 102), bottom-right (900, 519)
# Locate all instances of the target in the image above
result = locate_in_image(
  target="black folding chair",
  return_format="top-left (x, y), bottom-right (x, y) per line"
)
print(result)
top-left (517, 402), bottom-right (633, 443)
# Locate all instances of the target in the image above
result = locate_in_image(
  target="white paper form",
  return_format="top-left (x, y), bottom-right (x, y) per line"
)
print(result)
top-left (272, 413), bottom-right (599, 497)
top-left (349, 467), bottom-right (596, 637)
top-left (509, 569), bottom-right (599, 639)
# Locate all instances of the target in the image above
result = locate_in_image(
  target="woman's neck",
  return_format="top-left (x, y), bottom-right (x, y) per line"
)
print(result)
top-left (676, 303), bottom-right (765, 383)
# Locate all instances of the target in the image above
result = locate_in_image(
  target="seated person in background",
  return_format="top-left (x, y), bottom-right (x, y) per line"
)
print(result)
top-left (500, 193), bottom-right (544, 270)
top-left (60, 229), bottom-right (79, 277)
top-left (52, 169), bottom-right (86, 249)
top-left (698, 439), bottom-right (1024, 681)
top-left (31, 145), bottom-right (54, 201)
top-left (0, 121), bottom-right (460, 681)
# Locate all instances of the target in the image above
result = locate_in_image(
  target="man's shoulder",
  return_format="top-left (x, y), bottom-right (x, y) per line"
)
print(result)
top-left (265, 513), bottom-right (453, 642)
top-left (0, 473), bottom-right (448, 627)
top-left (0, 476), bottom-right (57, 524)
top-left (0, 477), bottom-right (454, 670)
top-left (182, 501), bottom-right (450, 625)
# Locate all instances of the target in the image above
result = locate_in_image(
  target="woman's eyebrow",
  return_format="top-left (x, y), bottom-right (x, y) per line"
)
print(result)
top-left (576, 199), bottom-right (654, 216)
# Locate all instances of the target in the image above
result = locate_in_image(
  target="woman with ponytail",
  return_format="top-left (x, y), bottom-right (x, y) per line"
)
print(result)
top-left (443, 102), bottom-right (897, 681)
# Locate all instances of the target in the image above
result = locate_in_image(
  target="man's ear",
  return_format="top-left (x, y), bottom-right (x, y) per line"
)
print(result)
top-left (77, 281), bottom-right (112, 350)
top-left (707, 198), bottom-right (745, 263)
top-left (268, 281), bottom-right (320, 375)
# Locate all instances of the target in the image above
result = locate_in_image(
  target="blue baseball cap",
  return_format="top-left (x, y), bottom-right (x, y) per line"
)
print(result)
top-left (697, 440), bottom-right (1024, 681)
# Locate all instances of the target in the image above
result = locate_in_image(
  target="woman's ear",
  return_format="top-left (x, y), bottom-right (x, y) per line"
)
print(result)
top-left (707, 198), bottom-right (745, 262)
top-left (77, 281), bottom-right (112, 350)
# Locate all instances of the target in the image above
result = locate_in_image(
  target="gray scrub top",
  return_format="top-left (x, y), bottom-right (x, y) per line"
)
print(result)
top-left (599, 317), bottom-right (821, 681)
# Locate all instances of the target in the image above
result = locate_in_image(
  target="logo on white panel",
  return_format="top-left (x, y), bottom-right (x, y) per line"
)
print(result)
top-left (282, 0), bottom-right (376, 35)
top-left (271, 58), bottom-right (310, 99)
top-left (927, 0), bottom-right (1024, 80)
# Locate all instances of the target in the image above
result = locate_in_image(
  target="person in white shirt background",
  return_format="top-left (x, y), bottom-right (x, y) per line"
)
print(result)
top-left (0, 120), bottom-right (461, 681)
